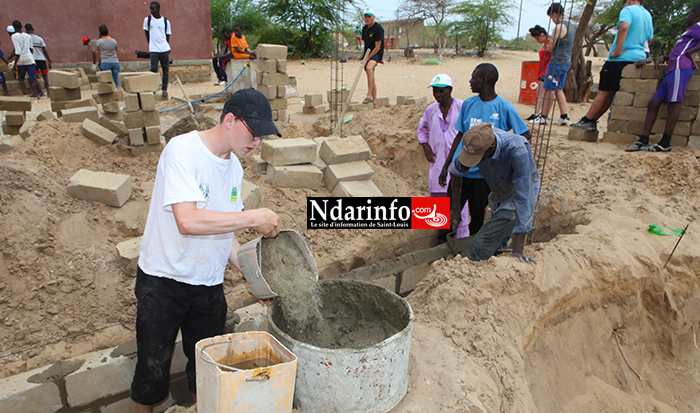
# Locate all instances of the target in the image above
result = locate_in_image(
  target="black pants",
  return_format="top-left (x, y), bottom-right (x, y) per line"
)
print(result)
top-left (150, 51), bottom-right (170, 92)
top-left (212, 53), bottom-right (233, 82)
top-left (438, 177), bottom-right (491, 240)
top-left (131, 267), bottom-right (227, 405)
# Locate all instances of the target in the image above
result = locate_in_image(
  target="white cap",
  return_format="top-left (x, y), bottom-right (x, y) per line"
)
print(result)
top-left (429, 74), bottom-right (453, 88)
top-left (363, 7), bottom-right (375, 16)
top-left (6, 25), bottom-right (15, 33)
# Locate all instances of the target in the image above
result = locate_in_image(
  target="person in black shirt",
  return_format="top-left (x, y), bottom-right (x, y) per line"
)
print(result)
top-left (361, 7), bottom-right (383, 108)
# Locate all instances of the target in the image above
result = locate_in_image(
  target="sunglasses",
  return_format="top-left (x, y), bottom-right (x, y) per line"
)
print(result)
top-left (237, 117), bottom-right (264, 141)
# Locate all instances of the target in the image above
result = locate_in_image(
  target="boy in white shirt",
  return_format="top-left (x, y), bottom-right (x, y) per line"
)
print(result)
top-left (143, 1), bottom-right (171, 97)
top-left (7, 21), bottom-right (42, 97)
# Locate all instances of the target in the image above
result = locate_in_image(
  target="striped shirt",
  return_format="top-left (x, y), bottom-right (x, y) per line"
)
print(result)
top-left (667, 22), bottom-right (700, 73)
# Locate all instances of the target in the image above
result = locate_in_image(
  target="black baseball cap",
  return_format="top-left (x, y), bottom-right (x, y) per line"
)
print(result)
top-left (223, 88), bottom-right (281, 137)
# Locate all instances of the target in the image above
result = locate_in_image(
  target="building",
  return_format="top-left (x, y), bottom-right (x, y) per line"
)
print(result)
top-left (377, 18), bottom-right (425, 49)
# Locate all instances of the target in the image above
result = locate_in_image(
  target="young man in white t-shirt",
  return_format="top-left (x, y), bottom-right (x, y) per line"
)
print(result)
top-left (143, 1), bottom-right (171, 97)
top-left (25, 24), bottom-right (51, 96)
top-left (7, 21), bottom-right (42, 97)
top-left (130, 88), bottom-right (281, 412)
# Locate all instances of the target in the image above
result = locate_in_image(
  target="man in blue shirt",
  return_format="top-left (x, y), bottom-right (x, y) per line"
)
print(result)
top-left (439, 63), bottom-right (531, 237)
top-left (450, 123), bottom-right (540, 262)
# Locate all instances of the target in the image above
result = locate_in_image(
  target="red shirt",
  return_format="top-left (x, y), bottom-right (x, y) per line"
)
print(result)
top-left (538, 42), bottom-right (552, 78)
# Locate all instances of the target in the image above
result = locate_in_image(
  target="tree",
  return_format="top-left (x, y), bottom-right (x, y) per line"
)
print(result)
top-left (640, 0), bottom-right (696, 57)
top-left (450, 0), bottom-right (513, 57)
top-left (564, 0), bottom-right (597, 102)
top-left (397, 0), bottom-right (454, 53)
top-left (210, 0), bottom-right (270, 53)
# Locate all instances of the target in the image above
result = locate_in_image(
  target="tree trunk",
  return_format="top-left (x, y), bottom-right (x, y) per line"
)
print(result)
top-left (455, 35), bottom-right (460, 54)
top-left (564, 0), bottom-right (597, 103)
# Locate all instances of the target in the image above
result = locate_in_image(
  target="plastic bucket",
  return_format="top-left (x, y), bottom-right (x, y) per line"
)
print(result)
top-left (195, 332), bottom-right (297, 412)
top-left (518, 61), bottom-right (540, 106)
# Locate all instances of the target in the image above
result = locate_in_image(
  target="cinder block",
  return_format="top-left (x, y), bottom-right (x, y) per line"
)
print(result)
top-left (376, 96), bottom-right (390, 106)
top-left (47, 70), bottom-right (80, 89)
top-left (688, 76), bottom-right (700, 91)
top-left (567, 128), bottom-right (599, 142)
top-left (650, 133), bottom-right (688, 147)
top-left (257, 44), bottom-right (288, 60)
top-left (124, 93), bottom-right (140, 112)
top-left (305, 94), bottom-right (323, 107)
top-left (128, 128), bottom-right (144, 146)
top-left (651, 120), bottom-right (691, 136)
top-left (659, 105), bottom-right (698, 121)
top-left (67, 169), bottom-right (132, 207)
top-left (2, 122), bottom-right (21, 135)
top-left (61, 106), bottom-right (99, 123)
top-left (117, 71), bottom-right (152, 88)
top-left (327, 89), bottom-right (350, 104)
top-left (144, 126), bottom-right (160, 144)
top-left (277, 85), bottom-right (286, 98)
top-left (242, 179), bottom-right (261, 210)
top-left (36, 110), bottom-right (57, 121)
top-left (124, 110), bottom-right (161, 129)
top-left (0, 96), bottom-right (32, 111)
top-left (277, 59), bottom-right (287, 74)
top-left (97, 70), bottom-right (114, 83)
top-left (81, 118), bottom-right (117, 146)
top-left (138, 92), bottom-right (157, 111)
top-left (271, 110), bottom-right (278, 121)
top-left (621, 64), bottom-right (642, 79)
top-left (131, 136), bottom-right (165, 156)
top-left (633, 93), bottom-right (654, 107)
top-left (116, 236), bottom-right (142, 275)
top-left (267, 164), bottom-right (322, 189)
top-left (683, 91), bottom-right (700, 107)
top-left (269, 98), bottom-right (288, 111)
top-left (324, 160), bottom-right (374, 192)
top-left (102, 102), bottom-right (120, 113)
top-left (607, 119), bottom-right (627, 133)
top-left (64, 98), bottom-right (97, 110)
top-left (5, 111), bottom-right (25, 126)
top-left (122, 73), bottom-right (160, 93)
top-left (626, 120), bottom-right (645, 135)
top-left (601, 131), bottom-right (637, 144)
top-left (331, 180), bottom-right (383, 197)
top-left (255, 69), bottom-right (264, 85)
top-left (277, 109), bottom-right (287, 122)
top-left (257, 59), bottom-right (278, 73)
top-left (92, 90), bottom-right (124, 104)
top-left (692, 120), bottom-right (700, 135)
top-left (396, 95), bottom-right (413, 105)
top-left (0, 135), bottom-right (23, 153)
top-left (641, 65), bottom-right (666, 79)
top-left (620, 79), bottom-right (659, 94)
top-left (688, 135), bottom-right (700, 149)
top-left (252, 154), bottom-right (267, 174)
top-left (256, 84), bottom-right (276, 100)
top-left (96, 82), bottom-right (117, 94)
top-left (261, 72), bottom-right (289, 86)
top-left (319, 135), bottom-right (371, 165)
top-left (64, 351), bottom-right (137, 407)
top-left (312, 137), bottom-right (332, 172)
top-left (348, 102), bottom-right (362, 111)
top-left (19, 119), bottom-right (36, 139)
top-left (610, 106), bottom-right (647, 121)
top-left (302, 104), bottom-right (327, 114)
top-left (613, 92), bottom-right (634, 107)
top-left (0, 369), bottom-right (63, 412)
top-left (99, 116), bottom-right (127, 136)
top-left (261, 138), bottom-right (317, 165)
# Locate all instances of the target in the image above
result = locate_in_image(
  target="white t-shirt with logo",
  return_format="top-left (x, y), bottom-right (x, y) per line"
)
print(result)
top-left (30, 34), bottom-right (46, 61)
top-left (138, 131), bottom-right (244, 286)
top-left (143, 16), bottom-right (171, 53)
top-left (12, 33), bottom-right (35, 66)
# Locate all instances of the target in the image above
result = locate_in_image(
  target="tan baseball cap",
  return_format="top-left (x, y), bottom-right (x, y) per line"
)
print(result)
top-left (459, 123), bottom-right (495, 167)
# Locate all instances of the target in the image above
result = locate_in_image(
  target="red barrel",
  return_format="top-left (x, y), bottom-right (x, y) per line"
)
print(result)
top-left (518, 61), bottom-right (540, 106)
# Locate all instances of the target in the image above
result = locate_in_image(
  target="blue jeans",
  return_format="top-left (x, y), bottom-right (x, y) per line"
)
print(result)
top-left (100, 62), bottom-right (121, 87)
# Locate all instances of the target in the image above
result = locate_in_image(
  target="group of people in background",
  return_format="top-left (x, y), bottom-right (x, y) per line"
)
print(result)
top-left (2, 20), bottom-right (51, 97)
top-left (212, 23), bottom-right (256, 86)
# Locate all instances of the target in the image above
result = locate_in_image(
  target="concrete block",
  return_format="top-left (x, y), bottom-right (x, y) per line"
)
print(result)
top-left (48, 70), bottom-right (80, 89)
top-left (81, 118), bottom-right (117, 146)
top-left (67, 169), bottom-right (132, 207)
top-left (255, 69), bottom-right (264, 85)
top-left (601, 131), bottom-right (638, 144)
top-left (302, 104), bottom-right (328, 114)
top-left (145, 126), bottom-right (160, 144)
top-left (122, 73), bottom-right (161, 93)
top-left (277, 109), bottom-right (287, 122)
top-left (610, 106), bottom-right (647, 121)
top-left (256, 84), bottom-right (277, 100)
top-left (650, 133), bottom-right (688, 147)
top-left (641, 65), bottom-right (666, 79)
top-left (128, 128), bottom-right (145, 146)
top-left (0, 369), bottom-right (63, 412)
top-left (124, 110), bottom-right (161, 129)
top-left (327, 89), bottom-right (350, 103)
top-left (96, 82), bottom-right (117, 94)
top-left (567, 128), bottom-right (599, 142)
top-left (131, 136), bottom-right (165, 156)
top-left (261, 72), bottom-right (289, 86)
top-left (0, 135), bottom-right (23, 153)
top-left (116, 236), bottom-right (142, 275)
top-left (626, 120), bottom-right (645, 135)
top-left (102, 101), bottom-right (120, 113)
top-left (252, 154), bottom-right (267, 174)
top-left (376, 96), bottom-right (390, 106)
top-left (277, 85), bottom-right (286, 98)
top-left (651, 120), bottom-right (691, 136)
top-left (397, 95), bottom-right (413, 105)
top-left (242, 179), bottom-right (261, 210)
top-left (267, 164), bottom-right (322, 189)
top-left (99, 115), bottom-right (127, 136)
top-left (319, 135), bottom-right (371, 164)
top-left (633, 92), bottom-right (654, 107)
top-left (139, 92), bottom-right (157, 111)
top-left (36, 110), bottom-right (57, 121)
top-left (64, 351), bottom-right (137, 407)
top-left (613, 92), bottom-right (634, 107)
top-left (64, 98), bottom-right (97, 110)
top-left (607, 119), bottom-right (627, 133)
top-left (92, 90), bottom-right (124, 104)
top-left (621, 64), bottom-right (642, 79)
top-left (683, 91), bottom-right (700, 107)
top-left (331, 180), bottom-right (383, 197)
top-left (305, 94), bottom-right (324, 107)
top-left (271, 110), bottom-right (278, 121)
top-left (324, 160), bottom-right (374, 192)
top-left (312, 137), bottom-right (333, 173)
top-left (5, 111), bottom-right (26, 126)
top-left (688, 76), bottom-right (700, 91)
top-left (1, 122), bottom-right (21, 135)
top-left (19, 119), bottom-right (36, 139)
top-left (269, 98), bottom-right (288, 111)
top-left (124, 93), bottom-right (140, 112)
top-left (97, 70), bottom-right (114, 83)
top-left (261, 138), bottom-right (317, 165)
top-left (688, 135), bottom-right (700, 149)
top-left (257, 59), bottom-right (278, 73)
top-left (348, 102), bottom-right (362, 111)
top-left (117, 71), bottom-right (153, 88)
top-left (257, 44), bottom-right (288, 60)
top-left (0, 96), bottom-right (32, 111)
top-left (620, 79), bottom-right (659, 94)
top-left (406, 96), bottom-right (428, 106)
top-left (277, 59), bottom-right (287, 74)
top-left (61, 106), bottom-right (99, 123)
top-left (692, 120), bottom-right (700, 135)
top-left (659, 105), bottom-right (698, 121)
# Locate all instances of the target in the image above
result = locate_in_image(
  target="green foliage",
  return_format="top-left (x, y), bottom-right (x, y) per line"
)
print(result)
top-left (450, 0), bottom-right (514, 56)
top-left (502, 35), bottom-right (541, 51)
top-left (210, 0), bottom-right (270, 53)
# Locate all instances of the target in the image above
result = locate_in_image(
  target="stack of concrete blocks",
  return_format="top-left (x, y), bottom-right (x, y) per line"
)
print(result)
top-left (92, 71), bottom-right (124, 118)
top-left (0, 62), bottom-right (46, 96)
top-left (67, 169), bottom-right (132, 207)
top-left (319, 135), bottom-right (382, 197)
top-left (261, 138), bottom-right (323, 189)
top-left (122, 73), bottom-right (165, 156)
top-left (48, 70), bottom-right (98, 122)
top-left (0, 96), bottom-right (32, 152)
top-left (596, 64), bottom-right (699, 147)
top-left (397, 95), bottom-right (428, 106)
top-left (256, 44), bottom-right (289, 121)
top-left (303, 94), bottom-right (327, 114)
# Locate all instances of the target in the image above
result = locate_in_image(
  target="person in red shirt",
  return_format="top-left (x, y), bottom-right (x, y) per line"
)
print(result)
top-left (231, 24), bottom-right (256, 60)
top-left (525, 25), bottom-right (551, 121)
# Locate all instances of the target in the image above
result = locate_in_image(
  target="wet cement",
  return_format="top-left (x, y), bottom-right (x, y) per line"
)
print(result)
top-left (261, 233), bottom-right (410, 349)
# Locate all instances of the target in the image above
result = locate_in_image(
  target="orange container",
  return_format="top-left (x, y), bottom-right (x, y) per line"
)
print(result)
top-left (518, 61), bottom-right (541, 106)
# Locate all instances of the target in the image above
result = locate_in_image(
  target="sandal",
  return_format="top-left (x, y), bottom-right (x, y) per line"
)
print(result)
top-left (362, 97), bottom-right (373, 104)
top-left (624, 141), bottom-right (647, 152)
top-left (641, 143), bottom-right (671, 152)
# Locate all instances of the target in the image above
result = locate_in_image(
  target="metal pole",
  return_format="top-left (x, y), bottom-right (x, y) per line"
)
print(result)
top-left (516, 0), bottom-right (524, 41)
